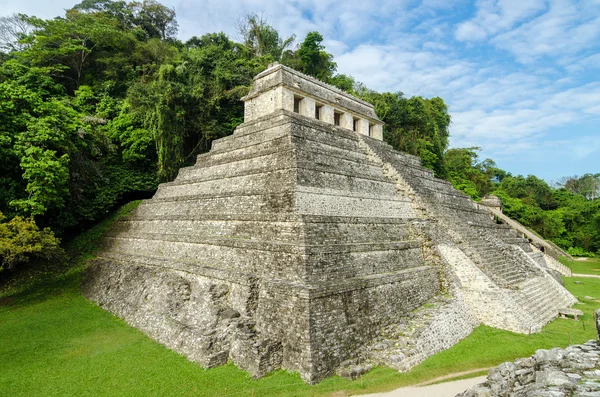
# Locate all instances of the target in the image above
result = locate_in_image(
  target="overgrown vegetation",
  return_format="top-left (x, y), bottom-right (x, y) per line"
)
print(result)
top-left (444, 147), bottom-right (599, 256)
top-left (1, 202), bottom-right (598, 397)
top-left (0, 212), bottom-right (63, 273)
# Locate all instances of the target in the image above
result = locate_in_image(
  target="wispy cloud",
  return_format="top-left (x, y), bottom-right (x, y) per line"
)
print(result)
top-left (455, 0), bottom-right (547, 42)
top-left (491, 1), bottom-right (600, 63)
top-left (1, 0), bottom-right (598, 179)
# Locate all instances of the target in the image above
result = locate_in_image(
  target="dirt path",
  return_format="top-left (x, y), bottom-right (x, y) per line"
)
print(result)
top-left (355, 368), bottom-right (491, 396)
top-left (412, 367), bottom-right (492, 386)
top-left (573, 273), bottom-right (600, 279)
top-left (357, 374), bottom-right (487, 397)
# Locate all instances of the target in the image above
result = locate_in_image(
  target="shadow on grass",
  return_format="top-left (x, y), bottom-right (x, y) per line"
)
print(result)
top-left (0, 200), bottom-right (142, 309)
top-left (0, 269), bottom-right (81, 309)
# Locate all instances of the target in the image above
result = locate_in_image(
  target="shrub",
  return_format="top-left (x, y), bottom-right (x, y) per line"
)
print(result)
top-left (567, 246), bottom-right (595, 258)
top-left (0, 212), bottom-right (64, 272)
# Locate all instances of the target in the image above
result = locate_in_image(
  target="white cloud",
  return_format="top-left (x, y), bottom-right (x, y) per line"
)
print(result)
top-left (454, 0), bottom-right (547, 41)
top-left (334, 35), bottom-right (600, 167)
top-left (486, 1), bottom-right (600, 63)
top-left (455, 21), bottom-right (487, 41)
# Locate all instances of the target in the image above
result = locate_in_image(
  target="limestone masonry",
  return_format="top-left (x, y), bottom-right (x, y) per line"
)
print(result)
top-left (458, 339), bottom-right (600, 396)
top-left (82, 63), bottom-right (577, 383)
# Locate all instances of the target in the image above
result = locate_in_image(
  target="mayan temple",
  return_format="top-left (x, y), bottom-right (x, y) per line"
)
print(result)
top-left (83, 63), bottom-right (577, 383)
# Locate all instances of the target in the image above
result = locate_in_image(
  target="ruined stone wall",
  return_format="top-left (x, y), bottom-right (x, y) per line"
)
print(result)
top-left (459, 340), bottom-right (600, 397)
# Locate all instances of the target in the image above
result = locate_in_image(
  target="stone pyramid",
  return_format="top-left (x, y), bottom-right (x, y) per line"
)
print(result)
top-left (83, 63), bottom-right (576, 383)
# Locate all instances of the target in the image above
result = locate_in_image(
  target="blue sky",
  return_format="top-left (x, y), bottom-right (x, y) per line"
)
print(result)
top-left (1, 0), bottom-right (599, 183)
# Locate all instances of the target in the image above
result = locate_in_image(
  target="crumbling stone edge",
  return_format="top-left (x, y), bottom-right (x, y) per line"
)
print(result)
top-left (457, 308), bottom-right (600, 397)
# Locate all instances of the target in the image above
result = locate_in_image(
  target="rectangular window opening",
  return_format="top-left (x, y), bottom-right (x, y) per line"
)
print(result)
top-left (293, 96), bottom-right (302, 113)
top-left (353, 118), bottom-right (359, 132)
top-left (315, 104), bottom-right (323, 120)
top-left (334, 111), bottom-right (341, 126)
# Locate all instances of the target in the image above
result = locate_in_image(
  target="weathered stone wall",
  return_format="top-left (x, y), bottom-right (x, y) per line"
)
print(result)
top-left (83, 107), bottom-right (443, 383)
top-left (83, 65), bottom-right (578, 385)
top-left (458, 340), bottom-right (600, 397)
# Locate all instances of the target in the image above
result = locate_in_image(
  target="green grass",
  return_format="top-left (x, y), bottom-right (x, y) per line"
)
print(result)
top-left (1, 203), bottom-right (599, 397)
top-left (561, 256), bottom-right (600, 276)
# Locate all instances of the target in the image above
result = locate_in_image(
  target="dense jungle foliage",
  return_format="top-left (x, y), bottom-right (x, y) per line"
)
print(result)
top-left (0, 0), bottom-right (597, 272)
top-left (445, 148), bottom-right (600, 256)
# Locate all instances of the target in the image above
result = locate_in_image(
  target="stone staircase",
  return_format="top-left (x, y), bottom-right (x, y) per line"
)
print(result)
top-left (359, 135), bottom-right (577, 334)
top-left (359, 136), bottom-right (546, 289)
top-left (511, 277), bottom-right (570, 327)
top-left (462, 241), bottom-right (530, 286)
top-left (455, 221), bottom-right (539, 288)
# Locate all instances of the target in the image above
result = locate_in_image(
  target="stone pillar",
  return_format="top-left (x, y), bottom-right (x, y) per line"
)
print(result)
top-left (300, 97), bottom-right (316, 119)
top-left (340, 113), bottom-right (353, 130)
top-left (371, 124), bottom-right (383, 140)
top-left (280, 87), bottom-right (295, 113)
top-left (321, 105), bottom-right (334, 124)
top-left (357, 119), bottom-right (369, 136)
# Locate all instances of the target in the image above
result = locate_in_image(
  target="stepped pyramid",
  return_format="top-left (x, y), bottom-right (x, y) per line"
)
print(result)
top-left (83, 63), bottom-right (576, 383)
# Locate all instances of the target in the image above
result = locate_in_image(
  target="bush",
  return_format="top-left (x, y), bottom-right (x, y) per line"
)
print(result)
top-left (0, 212), bottom-right (64, 272)
top-left (567, 246), bottom-right (595, 258)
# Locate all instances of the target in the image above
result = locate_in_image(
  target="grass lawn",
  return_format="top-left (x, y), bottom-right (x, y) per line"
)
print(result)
top-left (561, 256), bottom-right (600, 276)
top-left (1, 204), bottom-right (599, 397)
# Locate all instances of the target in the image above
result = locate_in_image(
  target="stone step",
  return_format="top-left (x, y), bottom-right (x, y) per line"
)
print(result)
top-left (159, 166), bottom-right (400, 200)
top-left (527, 299), bottom-right (558, 324)
top-left (514, 278), bottom-right (566, 324)
top-left (134, 192), bottom-right (296, 217)
top-left (110, 217), bottom-right (414, 245)
top-left (478, 253), bottom-right (504, 261)
top-left (207, 128), bottom-right (379, 171)
top-left (155, 169), bottom-right (296, 200)
top-left (183, 146), bottom-right (387, 184)
top-left (100, 233), bottom-right (426, 283)
top-left (103, 232), bottom-right (422, 253)
top-left (124, 212), bottom-right (422, 225)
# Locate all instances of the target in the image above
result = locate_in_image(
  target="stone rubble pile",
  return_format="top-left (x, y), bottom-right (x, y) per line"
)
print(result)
top-left (458, 309), bottom-right (600, 397)
top-left (458, 341), bottom-right (600, 397)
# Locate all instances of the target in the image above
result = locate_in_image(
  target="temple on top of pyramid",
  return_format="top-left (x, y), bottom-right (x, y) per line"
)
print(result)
top-left (242, 62), bottom-right (384, 140)
top-left (82, 63), bottom-right (576, 384)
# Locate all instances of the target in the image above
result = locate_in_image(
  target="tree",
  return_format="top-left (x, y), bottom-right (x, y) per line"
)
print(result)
top-left (128, 0), bottom-right (178, 40)
top-left (557, 174), bottom-right (600, 200)
top-left (283, 31), bottom-right (337, 81)
top-left (128, 63), bottom-right (188, 181)
top-left (0, 13), bottom-right (32, 53)
top-left (128, 32), bottom-right (267, 181)
top-left (236, 13), bottom-right (295, 61)
top-left (499, 175), bottom-right (557, 210)
top-left (328, 73), bottom-right (355, 92)
top-left (21, 9), bottom-right (137, 92)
